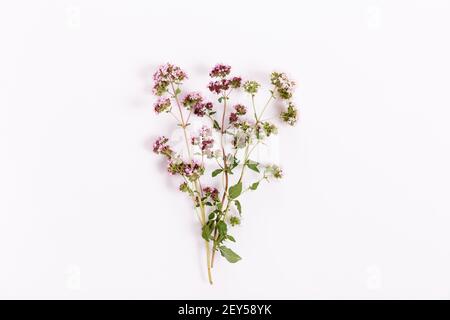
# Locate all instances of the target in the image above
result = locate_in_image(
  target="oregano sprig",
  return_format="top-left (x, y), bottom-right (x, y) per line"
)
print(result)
top-left (151, 63), bottom-right (298, 284)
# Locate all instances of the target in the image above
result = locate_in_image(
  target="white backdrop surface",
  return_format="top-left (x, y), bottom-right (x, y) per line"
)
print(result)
top-left (1, 0), bottom-right (450, 299)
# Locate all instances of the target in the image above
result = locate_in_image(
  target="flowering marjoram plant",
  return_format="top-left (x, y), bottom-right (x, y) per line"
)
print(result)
top-left (151, 63), bottom-right (298, 284)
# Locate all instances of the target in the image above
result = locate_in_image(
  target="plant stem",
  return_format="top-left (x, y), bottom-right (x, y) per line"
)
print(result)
top-left (258, 88), bottom-right (276, 120)
top-left (251, 94), bottom-right (258, 121)
top-left (211, 91), bottom-right (230, 267)
top-left (205, 240), bottom-right (213, 284)
top-left (170, 82), bottom-right (213, 284)
top-left (211, 110), bottom-right (261, 265)
top-left (220, 93), bottom-right (229, 204)
top-left (170, 83), bottom-right (192, 159)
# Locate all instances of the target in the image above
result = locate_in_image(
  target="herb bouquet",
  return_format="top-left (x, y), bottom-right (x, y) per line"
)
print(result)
top-left (151, 63), bottom-right (298, 284)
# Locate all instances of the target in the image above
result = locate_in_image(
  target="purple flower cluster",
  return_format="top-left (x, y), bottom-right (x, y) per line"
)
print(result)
top-left (203, 186), bottom-right (219, 202)
top-left (204, 102), bottom-right (214, 111)
top-left (153, 97), bottom-right (171, 114)
top-left (208, 79), bottom-right (231, 94)
top-left (167, 157), bottom-right (183, 175)
top-left (153, 136), bottom-right (204, 181)
top-left (153, 63), bottom-right (188, 96)
top-left (207, 65), bottom-right (242, 94)
top-left (209, 64), bottom-right (231, 78)
top-left (167, 158), bottom-right (205, 181)
top-left (229, 104), bottom-right (247, 124)
top-left (153, 136), bottom-right (173, 157)
top-left (234, 104), bottom-right (246, 116)
top-left (229, 112), bottom-right (239, 123)
top-left (182, 92), bottom-right (202, 107)
top-left (182, 162), bottom-right (205, 181)
top-left (182, 92), bottom-right (212, 117)
top-left (230, 77), bottom-right (242, 88)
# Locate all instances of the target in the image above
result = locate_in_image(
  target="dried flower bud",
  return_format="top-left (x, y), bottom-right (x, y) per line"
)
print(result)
top-left (243, 80), bottom-right (260, 95)
top-left (230, 216), bottom-right (241, 226)
top-left (234, 104), bottom-right (246, 116)
top-left (265, 164), bottom-right (283, 179)
top-left (167, 157), bottom-right (184, 175)
top-left (262, 122), bottom-right (278, 137)
top-left (229, 112), bottom-right (239, 123)
top-left (230, 76), bottom-right (242, 88)
top-left (280, 102), bottom-right (298, 126)
top-left (179, 182), bottom-right (190, 193)
top-left (271, 72), bottom-right (295, 99)
top-left (235, 120), bottom-right (251, 132)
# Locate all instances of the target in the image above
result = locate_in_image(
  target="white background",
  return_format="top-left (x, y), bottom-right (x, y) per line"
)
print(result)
top-left (1, 0), bottom-right (450, 299)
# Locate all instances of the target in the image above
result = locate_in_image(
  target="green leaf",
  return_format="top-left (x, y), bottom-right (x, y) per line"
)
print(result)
top-left (208, 212), bottom-right (215, 220)
top-left (250, 182), bottom-right (259, 190)
top-left (226, 235), bottom-right (236, 242)
top-left (219, 246), bottom-right (241, 263)
top-left (217, 220), bottom-right (227, 236)
top-left (246, 161), bottom-right (260, 173)
top-left (228, 182), bottom-right (242, 199)
top-left (212, 169), bottom-right (223, 177)
top-left (234, 200), bottom-right (242, 215)
top-left (174, 87), bottom-right (181, 95)
top-left (201, 224), bottom-right (212, 241)
top-left (213, 120), bottom-right (221, 131)
top-left (218, 97), bottom-right (224, 103)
